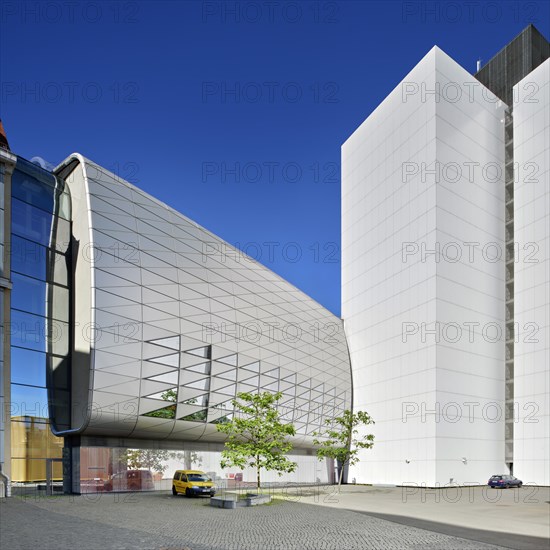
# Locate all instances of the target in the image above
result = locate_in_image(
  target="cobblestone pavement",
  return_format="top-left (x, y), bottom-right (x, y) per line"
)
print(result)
top-left (1, 491), bottom-right (509, 550)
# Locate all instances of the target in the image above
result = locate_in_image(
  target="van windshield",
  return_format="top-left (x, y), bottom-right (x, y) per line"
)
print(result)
top-left (187, 474), bottom-right (211, 482)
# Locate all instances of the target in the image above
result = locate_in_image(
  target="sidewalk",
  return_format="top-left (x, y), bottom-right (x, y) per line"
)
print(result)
top-left (286, 484), bottom-right (550, 545)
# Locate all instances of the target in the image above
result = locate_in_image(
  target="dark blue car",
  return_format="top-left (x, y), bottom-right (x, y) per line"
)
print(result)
top-left (488, 475), bottom-right (522, 488)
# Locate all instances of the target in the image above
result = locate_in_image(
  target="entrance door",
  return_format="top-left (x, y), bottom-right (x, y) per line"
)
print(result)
top-left (45, 459), bottom-right (63, 495)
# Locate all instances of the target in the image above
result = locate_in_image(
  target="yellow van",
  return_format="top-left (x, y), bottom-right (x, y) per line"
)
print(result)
top-left (172, 470), bottom-right (216, 497)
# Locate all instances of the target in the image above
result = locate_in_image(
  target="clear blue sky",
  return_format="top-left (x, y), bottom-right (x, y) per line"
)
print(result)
top-left (1, 1), bottom-right (549, 316)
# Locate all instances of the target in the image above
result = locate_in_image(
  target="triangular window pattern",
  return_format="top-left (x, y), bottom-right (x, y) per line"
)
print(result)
top-left (179, 410), bottom-right (208, 422)
top-left (242, 361), bottom-right (260, 373)
top-left (185, 362), bottom-right (211, 375)
top-left (264, 367), bottom-right (280, 378)
top-left (217, 354), bottom-right (238, 366)
top-left (148, 353), bottom-right (179, 368)
top-left (210, 413), bottom-right (233, 424)
top-left (182, 378), bottom-right (210, 391)
top-left (144, 388), bottom-right (178, 401)
top-left (185, 346), bottom-right (211, 359)
top-left (181, 394), bottom-right (209, 407)
top-left (146, 371), bottom-right (179, 385)
top-left (142, 405), bottom-right (176, 419)
top-left (149, 336), bottom-right (180, 351)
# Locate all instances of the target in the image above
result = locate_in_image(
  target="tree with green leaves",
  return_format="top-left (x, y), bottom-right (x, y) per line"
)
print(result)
top-left (216, 391), bottom-right (297, 491)
top-left (313, 409), bottom-right (375, 490)
top-left (124, 449), bottom-right (171, 475)
top-left (121, 448), bottom-right (200, 475)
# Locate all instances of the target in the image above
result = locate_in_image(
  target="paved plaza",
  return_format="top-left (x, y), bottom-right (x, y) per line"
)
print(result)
top-left (2, 486), bottom-right (548, 550)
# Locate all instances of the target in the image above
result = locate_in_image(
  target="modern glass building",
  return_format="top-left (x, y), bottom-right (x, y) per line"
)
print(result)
top-left (0, 145), bottom-right (352, 495)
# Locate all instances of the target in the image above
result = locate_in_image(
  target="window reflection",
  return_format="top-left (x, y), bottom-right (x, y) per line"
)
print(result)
top-left (11, 348), bottom-right (46, 387)
top-left (11, 418), bottom-right (63, 460)
top-left (11, 235), bottom-right (47, 280)
top-left (11, 273), bottom-right (47, 317)
top-left (11, 198), bottom-right (55, 248)
top-left (11, 385), bottom-right (49, 419)
top-left (11, 458), bottom-right (63, 484)
top-left (10, 310), bottom-right (69, 355)
top-left (11, 169), bottom-right (55, 213)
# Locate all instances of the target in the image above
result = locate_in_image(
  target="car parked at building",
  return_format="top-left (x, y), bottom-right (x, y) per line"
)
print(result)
top-left (488, 475), bottom-right (523, 488)
top-left (104, 470), bottom-right (155, 491)
top-left (172, 470), bottom-right (216, 497)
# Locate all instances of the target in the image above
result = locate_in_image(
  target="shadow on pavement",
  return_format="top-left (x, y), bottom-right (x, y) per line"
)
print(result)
top-left (351, 509), bottom-right (549, 550)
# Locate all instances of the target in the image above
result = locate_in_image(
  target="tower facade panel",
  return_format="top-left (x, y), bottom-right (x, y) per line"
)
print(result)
top-left (343, 47), bottom-right (507, 485)
top-left (513, 59), bottom-right (550, 485)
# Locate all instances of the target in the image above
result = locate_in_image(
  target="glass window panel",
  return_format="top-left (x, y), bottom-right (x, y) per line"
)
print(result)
top-left (184, 362), bottom-right (210, 375)
top-left (48, 251), bottom-right (69, 287)
top-left (12, 169), bottom-right (55, 213)
top-left (185, 346), bottom-right (211, 358)
top-left (11, 347), bottom-right (46, 387)
top-left (11, 458), bottom-right (45, 483)
top-left (49, 284), bottom-right (69, 322)
top-left (12, 272), bottom-right (47, 317)
top-left (49, 319), bottom-right (69, 357)
top-left (12, 198), bottom-right (53, 247)
top-left (11, 419), bottom-right (61, 460)
top-left (49, 355), bottom-right (70, 391)
top-left (218, 354), bottom-right (238, 366)
top-left (50, 217), bottom-right (70, 253)
top-left (10, 310), bottom-right (69, 355)
top-left (11, 235), bottom-right (46, 280)
top-left (183, 378), bottom-right (210, 391)
top-left (58, 191), bottom-right (71, 221)
top-left (181, 394), bottom-right (209, 407)
top-left (10, 310), bottom-right (47, 352)
top-left (11, 384), bottom-right (49, 420)
top-left (147, 371), bottom-right (178, 385)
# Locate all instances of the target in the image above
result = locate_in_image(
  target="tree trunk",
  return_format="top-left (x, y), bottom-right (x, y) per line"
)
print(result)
top-left (338, 461), bottom-right (345, 492)
top-left (256, 455), bottom-right (261, 492)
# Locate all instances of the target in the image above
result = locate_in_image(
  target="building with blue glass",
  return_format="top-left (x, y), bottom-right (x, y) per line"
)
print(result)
top-left (0, 140), bottom-right (352, 495)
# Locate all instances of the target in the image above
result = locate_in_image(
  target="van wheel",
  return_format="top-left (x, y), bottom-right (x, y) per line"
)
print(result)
top-left (185, 488), bottom-right (192, 498)
top-left (518, 483), bottom-right (522, 488)
top-left (172, 486), bottom-right (178, 496)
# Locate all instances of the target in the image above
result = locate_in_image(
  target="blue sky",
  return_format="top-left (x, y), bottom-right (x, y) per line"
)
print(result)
top-left (1, 1), bottom-right (549, 316)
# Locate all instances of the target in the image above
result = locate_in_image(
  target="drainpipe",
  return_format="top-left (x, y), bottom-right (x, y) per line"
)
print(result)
top-left (0, 467), bottom-right (10, 497)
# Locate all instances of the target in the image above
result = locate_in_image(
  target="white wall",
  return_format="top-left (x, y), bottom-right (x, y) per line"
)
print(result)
top-left (57, 155), bottom-right (352, 448)
top-left (513, 59), bottom-right (550, 486)
top-left (343, 47), bottom-right (506, 486)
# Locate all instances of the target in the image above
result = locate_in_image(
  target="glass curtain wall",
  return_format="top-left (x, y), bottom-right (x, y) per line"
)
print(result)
top-left (10, 157), bottom-right (70, 488)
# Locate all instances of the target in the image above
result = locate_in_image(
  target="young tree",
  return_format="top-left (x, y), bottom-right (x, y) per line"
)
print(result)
top-left (216, 391), bottom-right (297, 491)
top-left (313, 409), bottom-right (375, 491)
